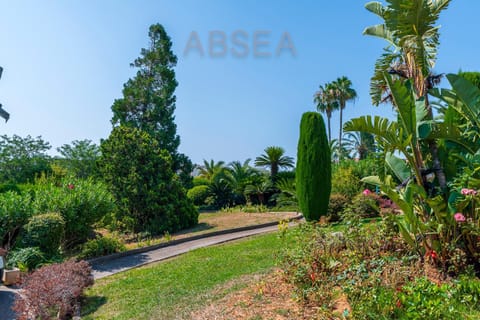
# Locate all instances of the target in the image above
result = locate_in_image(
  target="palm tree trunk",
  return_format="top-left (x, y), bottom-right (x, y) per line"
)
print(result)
top-left (339, 105), bottom-right (344, 157)
top-left (327, 115), bottom-right (331, 143)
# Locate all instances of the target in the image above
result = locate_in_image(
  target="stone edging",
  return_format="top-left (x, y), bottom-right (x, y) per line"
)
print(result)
top-left (87, 214), bottom-right (303, 265)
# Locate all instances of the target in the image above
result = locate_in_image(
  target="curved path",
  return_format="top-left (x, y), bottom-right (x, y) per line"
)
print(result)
top-left (0, 221), bottom-right (296, 319)
top-left (91, 223), bottom-right (282, 279)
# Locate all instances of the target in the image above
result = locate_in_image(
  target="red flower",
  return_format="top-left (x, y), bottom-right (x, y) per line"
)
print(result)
top-left (309, 272), bottom-right (316, 282)
top-left (396, 300), bottom-right (402, 308)
top-left (67, 184), bottom-right (75, 190)
top-left (430, 250), bottom-right (438, 260)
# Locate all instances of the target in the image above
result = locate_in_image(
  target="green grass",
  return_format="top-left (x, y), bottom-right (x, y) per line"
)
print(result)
top-left (82, 230), bottom-right (294, 319)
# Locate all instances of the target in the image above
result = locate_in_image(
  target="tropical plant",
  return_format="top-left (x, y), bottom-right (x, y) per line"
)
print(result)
top-left (296, 112), bottom-right (331, 221)
top-left (363, 0), bottom-right (450, 189)
top-left (331, 76), bottom-right (357, 148)
top-left (255, 146), bottom-right (294, 181)
top-left (343, 131), bottom-right (376, 160)
top-left (197, 159), bottom-right (227, 181)
top-left (244, 177), bottom-right (273, 206)
top-left (314, 82), bottom-right (338, 143)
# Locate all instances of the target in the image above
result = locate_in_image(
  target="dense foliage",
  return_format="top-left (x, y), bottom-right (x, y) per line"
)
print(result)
top-left (0, 191), bottom-right (33, 249)
top-left (296, 112), bottom-right (331, 221)
top-left (56, 139), bottom-right (100, 178)
top-left (100, 126), bottom-right (197, 234)
top-left (0, 135), bottom-right (51, 184)
top-left (32, 177), bottom-right (115, 248)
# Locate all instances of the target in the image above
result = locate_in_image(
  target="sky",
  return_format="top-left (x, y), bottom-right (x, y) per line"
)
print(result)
top-left (0, 1), bottom-right (479, 165)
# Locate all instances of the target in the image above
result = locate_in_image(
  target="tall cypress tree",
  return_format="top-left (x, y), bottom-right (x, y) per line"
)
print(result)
top-left (111, 24), bottom-right (192, 186)
top-left (296, 112), bottom-right (331, 221)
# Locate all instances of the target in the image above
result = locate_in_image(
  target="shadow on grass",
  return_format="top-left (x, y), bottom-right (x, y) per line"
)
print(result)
top-left (81, 295), bottom-right (107, 317)
top-left (173, 223), bottom-right (214, 236)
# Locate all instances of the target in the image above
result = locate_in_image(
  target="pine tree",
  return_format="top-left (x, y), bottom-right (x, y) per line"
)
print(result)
top-left (111, 24), bottom-right (192, 186)
top-left (296, 112), bottom-right (331, 221)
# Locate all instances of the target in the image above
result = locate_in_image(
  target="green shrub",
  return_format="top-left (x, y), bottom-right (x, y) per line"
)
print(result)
top-left (192, 176), bottom-right (210, 187)
top-left (296, 112), bottom-right (331, 221)
top-left (6, 247), bottom-right (47, 271)
top-left (331, 166), bottom-right (361, 199)
top-left (187, 185), bottom-right (211, 206)
top-left (327, 194), bottom-right (349, 222)
top-left (78, 236), bottom-right (126, 260)
top-left (0, 191), bottom-right (33, 249)
top-left (32, 178), bottom-right (115, 248)
top-left (21, 213), bottom-right (65, 257)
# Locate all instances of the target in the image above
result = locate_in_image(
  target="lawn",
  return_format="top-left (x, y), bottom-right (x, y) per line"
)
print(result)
top-left (81, 230), bottom-right (295, 319)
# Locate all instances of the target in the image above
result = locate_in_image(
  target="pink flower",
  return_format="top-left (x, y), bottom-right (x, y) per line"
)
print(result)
top-left (67, 184), bottom-right (75, 190)
top-left (461, 188), bottom-right (477, 196)
top-left (454, 213), bottom-right (466, 222)
top-left (362, 189), bottom-right (372, 196)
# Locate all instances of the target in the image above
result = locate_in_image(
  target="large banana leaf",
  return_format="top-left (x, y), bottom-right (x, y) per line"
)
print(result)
top-left (344, 115), bottom-right (410, 151)
top-left (385, 152), bottom-right (410, 182)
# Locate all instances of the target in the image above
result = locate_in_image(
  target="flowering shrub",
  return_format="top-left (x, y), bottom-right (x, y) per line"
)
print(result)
top-left (32, 178), bottom-right (115, 248)
top-left (13, 259), bottom-right (93, 320)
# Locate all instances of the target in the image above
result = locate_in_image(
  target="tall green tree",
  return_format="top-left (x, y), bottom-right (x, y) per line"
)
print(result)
top-left (255, 146), bottom-right (294, 181)
top-left (110, 24), bottom-right (193, 187)
top-left (314, 82), bottom-right (338, 143)
top-left (56, 139), bottom-right (100, 178)
top-left (332, 76), bottom-right (357, 149)
top-left (364, 0), bottom-right (450, 190)
top-left (296, 112), bottom-right (331, 221)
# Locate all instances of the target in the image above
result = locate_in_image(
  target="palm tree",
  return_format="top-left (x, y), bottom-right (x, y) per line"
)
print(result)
top-left (343, 131), bottom-right (375, 160)
top-left (314, 82), bottom-right (338, 143)
top-left (227, 159), bottom-right (260, 203)
top-left (254, 146), bottom-right (294, 180)
top-left (331, 76), bottom-right (357, 150)
top-left (197, 159), bottom-right (226, 181)
top-left (363, 0), bottom-right (450, 190)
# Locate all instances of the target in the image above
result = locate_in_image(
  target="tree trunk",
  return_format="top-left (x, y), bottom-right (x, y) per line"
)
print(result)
top-left (339, 105), bottom-right (344, 157)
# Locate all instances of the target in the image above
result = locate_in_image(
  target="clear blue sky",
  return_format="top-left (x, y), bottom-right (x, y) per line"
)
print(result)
top-left (0, 1), bottom-right (478, 165)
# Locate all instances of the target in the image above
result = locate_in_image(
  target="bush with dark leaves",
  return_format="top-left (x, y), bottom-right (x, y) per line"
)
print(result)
top-left (13, 259), bottom-right (93, 320)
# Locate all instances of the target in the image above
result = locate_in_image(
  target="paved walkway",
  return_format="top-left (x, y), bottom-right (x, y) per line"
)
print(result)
top-left (0, 285), bottom-right (17, 320)
top-left (0, 222), bottom-right (289, 319)
top-left (91, 224), bottom-right (281, 279)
